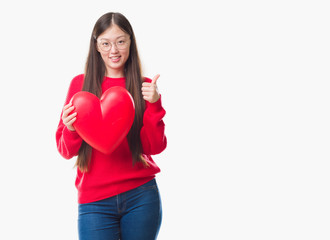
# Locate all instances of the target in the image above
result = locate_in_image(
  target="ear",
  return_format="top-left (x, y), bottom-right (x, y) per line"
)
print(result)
top-left (96, 43), bottom-right (101, 53)
top-left (94, 36), bottom-right (100, 53)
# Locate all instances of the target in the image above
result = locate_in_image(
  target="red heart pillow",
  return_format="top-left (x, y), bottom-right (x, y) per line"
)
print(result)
top-left (71, 86), bottom-right (135, 155)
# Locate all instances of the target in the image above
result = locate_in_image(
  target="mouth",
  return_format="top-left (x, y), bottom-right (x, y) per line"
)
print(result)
top-left (110, 56), bottom-right (121, 63)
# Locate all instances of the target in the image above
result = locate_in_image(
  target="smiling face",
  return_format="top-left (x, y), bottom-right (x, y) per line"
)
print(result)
top-left (96, 24), bottom-right (131, 78)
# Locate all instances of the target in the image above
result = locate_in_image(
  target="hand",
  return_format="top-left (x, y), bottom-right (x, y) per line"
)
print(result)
top-left (62, 102), bottom-right (77, 131)
top-left (142, 74), bottom-right (160, 103)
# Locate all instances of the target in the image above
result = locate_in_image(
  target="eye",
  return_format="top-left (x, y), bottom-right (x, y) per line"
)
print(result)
top-left (102, 42), bottom-right (110, 46)
top-left (117, 40), bottom-right (125, 45)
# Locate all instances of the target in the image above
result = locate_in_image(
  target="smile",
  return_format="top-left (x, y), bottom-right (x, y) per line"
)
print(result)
top-left (110, 56), bottom-right (121, 63)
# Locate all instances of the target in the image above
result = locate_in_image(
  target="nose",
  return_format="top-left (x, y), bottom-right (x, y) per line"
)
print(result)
top-left (110, 43), bottom-right (119, 54)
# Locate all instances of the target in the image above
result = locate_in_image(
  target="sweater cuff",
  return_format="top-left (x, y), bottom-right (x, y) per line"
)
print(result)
top-left (147, 95), bottom-right (163, 112)
top-left (63, 126), bottom-right (81, 141)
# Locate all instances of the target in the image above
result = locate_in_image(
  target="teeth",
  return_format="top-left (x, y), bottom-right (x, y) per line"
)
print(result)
top-left (111, 56), bottom-right (120, 59)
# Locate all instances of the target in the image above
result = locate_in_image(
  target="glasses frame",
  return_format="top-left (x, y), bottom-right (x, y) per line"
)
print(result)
top-left (97, 37), bottom-right (131, 52)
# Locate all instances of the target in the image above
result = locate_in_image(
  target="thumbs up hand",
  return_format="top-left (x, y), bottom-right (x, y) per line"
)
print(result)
top-left (141, 74), bottom-right (160, 103)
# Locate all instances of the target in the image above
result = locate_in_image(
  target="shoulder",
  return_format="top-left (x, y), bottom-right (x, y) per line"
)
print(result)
top-left (71, 74), bottom-right (84, 86)
top-left (68, 74), bottom-right (84, 91)
top-left (64, 74), bottom-right (84, 103)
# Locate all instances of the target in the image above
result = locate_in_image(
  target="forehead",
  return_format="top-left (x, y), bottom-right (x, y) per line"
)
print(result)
top-left (98, 24), bottom-right (129, 40)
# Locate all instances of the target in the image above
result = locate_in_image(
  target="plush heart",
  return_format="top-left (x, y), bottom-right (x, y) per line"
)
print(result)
top-left (71, 87), bottom-right (135, 155)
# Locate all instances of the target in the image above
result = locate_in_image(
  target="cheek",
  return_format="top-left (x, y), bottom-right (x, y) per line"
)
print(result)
top-left (121, 50), bottom-right (130, 61)
top-left (100, 52), bottom-right (109, 61)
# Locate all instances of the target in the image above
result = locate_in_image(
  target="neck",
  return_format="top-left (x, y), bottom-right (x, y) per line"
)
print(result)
top-left (106, 68), bottom-right (125, 78)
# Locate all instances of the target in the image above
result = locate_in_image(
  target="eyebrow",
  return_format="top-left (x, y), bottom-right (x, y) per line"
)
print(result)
top-left (99, 35), bottom-right (127, 41)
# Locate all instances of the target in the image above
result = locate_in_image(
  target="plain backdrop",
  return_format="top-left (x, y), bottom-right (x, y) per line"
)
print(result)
top-left (0, 0), bottom-right (329, 239)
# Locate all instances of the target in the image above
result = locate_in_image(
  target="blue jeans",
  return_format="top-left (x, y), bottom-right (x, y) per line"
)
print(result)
top-left (78, 179), bottom-right (162, 240)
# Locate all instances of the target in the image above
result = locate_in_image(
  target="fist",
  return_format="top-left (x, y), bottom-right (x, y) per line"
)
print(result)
top-left (141, 74), bottom-right (160, 103)
top-left (62, 102), bottom-right (77, 131)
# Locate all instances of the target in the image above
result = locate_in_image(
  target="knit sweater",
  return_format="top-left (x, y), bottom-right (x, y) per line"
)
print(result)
top-left (56, 74), bottom-right (166, 204)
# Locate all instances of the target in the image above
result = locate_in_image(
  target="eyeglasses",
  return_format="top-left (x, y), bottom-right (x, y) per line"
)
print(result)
top-left (97, 38), bottom-right (130, 52)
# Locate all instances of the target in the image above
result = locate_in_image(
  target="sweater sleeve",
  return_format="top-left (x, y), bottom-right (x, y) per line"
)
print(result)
top-left (56, 75), bottom-right (84, 159)
top-left (140, 79), bottom-right (167, 155)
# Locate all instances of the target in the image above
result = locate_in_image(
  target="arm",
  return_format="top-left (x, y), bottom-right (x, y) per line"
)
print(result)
top-left (55, 75), bottom-right (84, 159)
top-left (140, 76), bottom-right (167, 155)
top-left (140, 97), bottom-right (167, 155)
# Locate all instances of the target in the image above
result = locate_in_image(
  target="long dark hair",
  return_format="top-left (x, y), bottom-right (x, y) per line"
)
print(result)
top-left (75, 12), bottom-right (146, 172)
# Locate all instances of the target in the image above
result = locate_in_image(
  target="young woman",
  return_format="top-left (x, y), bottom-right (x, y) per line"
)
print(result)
top-left (56, 12), bottom-right (166, 240)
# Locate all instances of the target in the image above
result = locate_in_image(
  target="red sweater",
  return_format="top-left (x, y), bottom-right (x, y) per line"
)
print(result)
top-left (56, 74), bottom-right (167, 204)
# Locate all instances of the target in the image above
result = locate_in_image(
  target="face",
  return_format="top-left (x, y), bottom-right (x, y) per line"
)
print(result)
top-left (97, 24), bottom-right (131, 78)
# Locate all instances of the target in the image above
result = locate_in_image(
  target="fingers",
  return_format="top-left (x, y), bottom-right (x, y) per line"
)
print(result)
top-left (65, 114), bottom-right (77, 128)
top-left (142, 93), bottom-right (158, 103)
top-left (62, 103), bottom-right (74, 119)
top-left (62, 102), bottom-right (77, 131)
top-left (63, 112), bottom-right (77, 124)
top-left (141, 82), bottom-right (153, 88)
top-left (141, 77), bottom-right (160, 103)
top-left (142, 95), bottom-right (151, 102)
top-left (141, 84), bottom-right (155, 92)
top-left (62, 103), bottom-right (74, 116)
top-left (142, 80), bottom-right (157, 93)
top-left (63, 106), bottom-right (74, 118)
top-left (63, 102), bottom-right (72, 110)
top-left (142, 74), bottom-right (160, 90)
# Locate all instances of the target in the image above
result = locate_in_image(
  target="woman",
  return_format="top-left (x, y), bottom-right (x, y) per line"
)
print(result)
top-left (56, 12), bottom-right (166, 240)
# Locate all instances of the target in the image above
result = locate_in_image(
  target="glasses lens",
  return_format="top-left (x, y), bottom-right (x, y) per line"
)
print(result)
top-left (99, 40), bottom-right (110, 51)
top-left (116, 39), bottom-right (128, 50)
